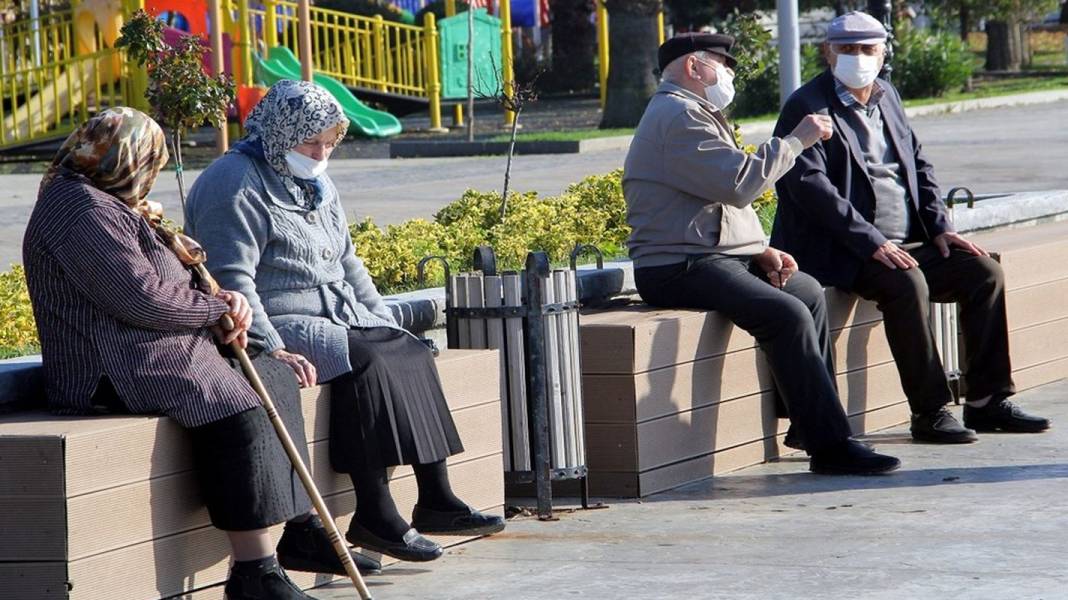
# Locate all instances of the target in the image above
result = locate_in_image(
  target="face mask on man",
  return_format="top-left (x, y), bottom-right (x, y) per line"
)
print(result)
top-left (694, 58), bottom-right (735, 111)
top-left (833, 52), bottom-right (881, 89)
top-left (285, 149), bottom-right (328, 179)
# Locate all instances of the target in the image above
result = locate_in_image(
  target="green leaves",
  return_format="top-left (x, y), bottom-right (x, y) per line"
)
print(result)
top-left (117, 10), bottom-right (235, 134)
top-left (351, 170), bottom-right (630, 293)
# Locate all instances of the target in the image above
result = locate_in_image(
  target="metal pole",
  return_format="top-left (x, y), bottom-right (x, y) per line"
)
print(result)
top-left (867, 0), bottom-right (894, 80)
top-left (777, 0), bottom-right (801, 105)
top-left (499, 0), bottom-right (515, 125)
top-left (596, 2), bottom-right (608, 108)
top-left (524, 252), bottom-right (553, 520)
top-left (30, 0), bottom-right (41, 66)
top-left (467, 2), bottom-right (475, 142)
top-left (208, 0), bottom-right (228, 155)
top-left (297, 0), bottom-right (313, 81)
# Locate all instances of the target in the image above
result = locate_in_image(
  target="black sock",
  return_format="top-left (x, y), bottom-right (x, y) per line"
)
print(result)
top-left (350, 468), bottom-right (410, 542)
top-left (413, 460), bottom-right (468, 512)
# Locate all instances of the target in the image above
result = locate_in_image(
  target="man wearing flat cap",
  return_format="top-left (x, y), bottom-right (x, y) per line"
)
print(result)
top-left (772, 11), bottom-right (1050, 444)
top-left (623, 33), bottom-right (901, 475)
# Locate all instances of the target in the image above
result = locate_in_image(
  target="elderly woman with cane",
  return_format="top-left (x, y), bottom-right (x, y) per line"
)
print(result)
top-left (185, 80), bottom-right (505, 564)
top-left (23, 107), bottom-right (380, 600)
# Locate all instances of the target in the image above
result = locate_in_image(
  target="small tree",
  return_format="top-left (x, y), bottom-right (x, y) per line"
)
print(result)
top-left (117, 10), bottom-right (234, 212)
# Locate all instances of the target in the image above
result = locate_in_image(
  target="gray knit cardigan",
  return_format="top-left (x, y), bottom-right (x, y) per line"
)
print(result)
top-left (185, 151), bottom-right (401, 382)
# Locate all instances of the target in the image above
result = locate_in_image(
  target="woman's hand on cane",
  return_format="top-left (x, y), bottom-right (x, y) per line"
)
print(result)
top-left (271, 349), bottom-right (318, 388)
top-left (212, 290), bottom-right (252, 348)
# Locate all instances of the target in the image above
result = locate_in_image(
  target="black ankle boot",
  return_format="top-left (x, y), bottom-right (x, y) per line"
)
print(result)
top-left (224, 555), bottom-right (316, 600)
top-left (277, 516), bottom-right (382, 576)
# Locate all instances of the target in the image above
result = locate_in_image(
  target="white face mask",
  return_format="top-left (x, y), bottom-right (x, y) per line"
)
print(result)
top-left (285, 149), bottom-right (328, 179)
top-left (694, 59), bottom-right (735, 111)
top-left (833, 52), bottom-right (881, 89)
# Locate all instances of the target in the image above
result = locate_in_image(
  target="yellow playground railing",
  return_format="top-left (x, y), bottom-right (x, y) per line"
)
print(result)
top-left (0, 10), bottom-right (77, 77)
top-left (242, 0), bottom-right (434, 99)
top-left (0, 48), bottom-right (127, 148)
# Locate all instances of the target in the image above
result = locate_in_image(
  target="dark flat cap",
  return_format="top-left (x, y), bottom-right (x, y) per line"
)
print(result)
top-left (658, 33), bottom-right (737, 72)
top-left (826, 11), bottom-right (887, 44)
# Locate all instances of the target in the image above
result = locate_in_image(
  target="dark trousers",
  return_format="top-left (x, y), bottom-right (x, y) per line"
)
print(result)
top-left (635, 254), bottom-right (854, 453)
top-left (850, 245), bottom-right (1015, 413)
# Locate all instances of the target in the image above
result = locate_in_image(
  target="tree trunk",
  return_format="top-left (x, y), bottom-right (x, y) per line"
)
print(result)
top-left (600, 0), bottom-right (661, 129)
top-left (959, 1), bottom-right (969, 42)
top-left (833, 1), bottom-right (849, 16)
top-left (985, 19), bottom-right (1021, 72)
top-left (543, 0), bottom-right (596, 93)
top-left (1018, 23), bottom-right (1032, 68)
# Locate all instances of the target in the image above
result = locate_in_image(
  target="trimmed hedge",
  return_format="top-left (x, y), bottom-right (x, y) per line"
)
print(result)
top-left (0, 265), bottom-right (38, 359)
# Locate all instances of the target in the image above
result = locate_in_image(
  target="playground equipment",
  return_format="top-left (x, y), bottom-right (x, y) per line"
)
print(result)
top-left (0, 0), bottom-right (523, 151)
top-left (256, 45), bottom-right (401, 138)
top-left (1, 0), bottom-right (128, 150)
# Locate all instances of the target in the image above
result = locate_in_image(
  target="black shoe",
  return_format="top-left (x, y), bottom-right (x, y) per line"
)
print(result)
top-left (411, 505), bottom-right (507, 536)
top-left (964, 398), bottom-right (1051, 433)
top-left (224, 556), bottom-right (317, 600)
top-left (345, 521), bottom-right (443, 562)
top-left (277, 516), bottom-right (381, 576)
top-left (809, 439), bottom-right (901, 475)
top-left (783, 426), bottom-right (806, 451)
top-left (911, 407), bottom-right (978, 443)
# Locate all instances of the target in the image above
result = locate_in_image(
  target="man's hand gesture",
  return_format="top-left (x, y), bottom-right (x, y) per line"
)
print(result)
top-left (755, 247), bottom-right (798, 289)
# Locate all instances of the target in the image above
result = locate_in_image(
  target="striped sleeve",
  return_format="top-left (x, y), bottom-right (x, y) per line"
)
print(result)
top-left (52, 207), bottom-right (230, 331)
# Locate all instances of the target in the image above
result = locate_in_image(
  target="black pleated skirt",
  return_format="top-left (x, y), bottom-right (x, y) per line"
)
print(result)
top-left (328, 327), bottom-right (464, 472)
top-left (188, 353), bottom-right (312, 531)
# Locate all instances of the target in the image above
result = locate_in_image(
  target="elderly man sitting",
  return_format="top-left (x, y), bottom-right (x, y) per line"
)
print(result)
top-left (771, 12), bottom-right (1050, 444)
top-left (622, 33), bottom-right (900, 475)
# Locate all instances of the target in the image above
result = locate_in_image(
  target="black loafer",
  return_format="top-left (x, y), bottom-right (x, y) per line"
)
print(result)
top-left (911, 407), bottom-right (978, 443)
top-left (964, 398), bottom-right (1051, 433)
top-left (345, 522), bottom-right (443, 563)
top-left (224, 556), bottom-right (317, 600)
top-left (277, 517), bottom-right (382, 576)
top-left (411, 505), bottom-right (506, 536)
top-left (809, 439), bottom-right (901, 475)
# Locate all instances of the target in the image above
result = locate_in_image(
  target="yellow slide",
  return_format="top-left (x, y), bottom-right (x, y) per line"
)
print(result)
top-left (1, 0), bottom-right (121, 148)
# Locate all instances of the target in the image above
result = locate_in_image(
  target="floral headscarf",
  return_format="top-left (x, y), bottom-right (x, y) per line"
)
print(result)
top-left (241, 80), bottom-right (349, 178)
top-left (40, 107), bottom-right (168, 208)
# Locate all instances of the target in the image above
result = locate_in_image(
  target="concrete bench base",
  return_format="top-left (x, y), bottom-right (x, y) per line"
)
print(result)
top-left (579, 221), bottom-right (1068, 498)
top-left (0, 350), bottom-right (503, 600)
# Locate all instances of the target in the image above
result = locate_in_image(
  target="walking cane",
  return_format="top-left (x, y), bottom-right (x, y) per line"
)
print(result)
top-left (192, 261), bottom-right (375, 600)
top-left (140, 202), bottom-right (372, 598)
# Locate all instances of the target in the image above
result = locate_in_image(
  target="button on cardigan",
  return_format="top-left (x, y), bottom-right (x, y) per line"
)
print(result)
top-left (185, 151), bottom-right (403, 382)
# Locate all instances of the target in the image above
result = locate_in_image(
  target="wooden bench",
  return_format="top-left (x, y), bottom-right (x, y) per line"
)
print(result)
top-left (0, 349), bottom-right (503, 600)
top-left (579, 221), bottom-right (1068, 497)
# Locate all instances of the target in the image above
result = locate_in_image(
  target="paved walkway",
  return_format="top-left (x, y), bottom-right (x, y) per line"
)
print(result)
top-left (2, 94), bottom-right (1068, 268)
top-left (315, 381), bottom-right (1068, 600)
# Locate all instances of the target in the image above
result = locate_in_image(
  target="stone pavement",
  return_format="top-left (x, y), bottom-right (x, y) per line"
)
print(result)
top-left (314, 381), bottom-right (1068, 600)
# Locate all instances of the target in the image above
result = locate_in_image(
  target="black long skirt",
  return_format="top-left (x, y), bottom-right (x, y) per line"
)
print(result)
top-left (188, 353), bottom-right (312, 531)
top-left (328, 327), bottom-right (464, 472)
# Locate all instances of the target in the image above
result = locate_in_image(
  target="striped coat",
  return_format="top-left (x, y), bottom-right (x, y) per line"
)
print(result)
top-left (23, 172), bottom-right (262, 427)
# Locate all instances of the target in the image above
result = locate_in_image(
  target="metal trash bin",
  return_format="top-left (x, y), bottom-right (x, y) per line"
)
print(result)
top-left (419, 246), bottom-right (605, 519)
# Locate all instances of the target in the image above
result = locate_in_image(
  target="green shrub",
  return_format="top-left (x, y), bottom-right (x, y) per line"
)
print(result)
top-left (351, 169), bottom-right (630, 294)
top-left (891, 27), bottom-right (974, 99)
top-left (0, 265), bottom-right (39, 358)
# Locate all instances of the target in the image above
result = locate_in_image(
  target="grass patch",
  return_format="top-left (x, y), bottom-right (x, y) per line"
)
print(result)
top-left (489, 128), bottom-right (634, 143)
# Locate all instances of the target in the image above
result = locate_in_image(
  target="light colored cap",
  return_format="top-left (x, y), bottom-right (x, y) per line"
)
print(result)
top-left (826, 11), bottom-right (888, 45)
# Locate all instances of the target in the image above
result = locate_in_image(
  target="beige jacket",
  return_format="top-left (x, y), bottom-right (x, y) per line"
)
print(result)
top-left (623, 81), bottom-right (804, 268)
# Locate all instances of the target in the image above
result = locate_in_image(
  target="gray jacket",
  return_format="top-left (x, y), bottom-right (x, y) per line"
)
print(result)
top-left (623, 81), bottom-right (804, 268)
top-left (185, 151), bottom-right (401, 382)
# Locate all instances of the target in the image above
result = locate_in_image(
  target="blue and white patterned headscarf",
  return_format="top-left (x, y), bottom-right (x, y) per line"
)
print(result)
top-left (241, 80), bottom-right (349, 178)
